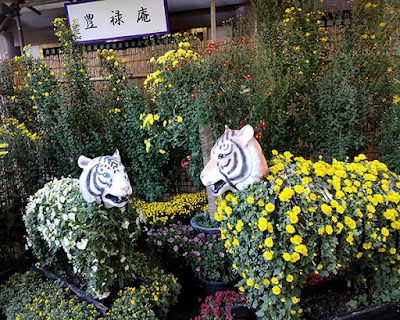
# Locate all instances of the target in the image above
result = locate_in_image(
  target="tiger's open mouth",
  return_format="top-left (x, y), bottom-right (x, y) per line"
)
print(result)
top-left (105, 194), bottom-right (129, 204)
top-left (210, 180), bottom-right (226, 195)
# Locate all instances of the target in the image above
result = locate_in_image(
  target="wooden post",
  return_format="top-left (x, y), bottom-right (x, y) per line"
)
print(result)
top-left (15, 11), bottom-right (24, 55)
top-left (197, 1), bottom-right (218, 221)
top-left (210, 0), bottom-right (217, 41)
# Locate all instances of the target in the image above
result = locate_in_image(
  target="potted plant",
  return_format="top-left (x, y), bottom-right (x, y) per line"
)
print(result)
top-left (190, 210), bottom-right (221, 234)
top-left (191, 290), bottom-right (248, 320)
top-left (147, 222), bottom-right (240, 296)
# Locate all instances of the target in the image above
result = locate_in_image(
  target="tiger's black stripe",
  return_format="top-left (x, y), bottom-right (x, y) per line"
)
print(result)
top-left (86, 164), bottom-right (103, 197)
top-left (226, 152), bottom-right (238, 175)
top-left (229, 140), bottom-right (250, 182)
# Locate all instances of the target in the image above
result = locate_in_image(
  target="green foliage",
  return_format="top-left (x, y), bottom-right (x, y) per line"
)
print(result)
top-left (15, 18), bottom-right (119, 178)
top-left (0, 271), bottom-right (99, 319)
top-left (96, 48), bottom-right (186, 201)
top-left (0, 117), bottom-right (43, 267)
top-left (346, 293), bottom-right (369, 311)
top-left (9, 18), bottom-right (189, 202)
top-left (379, 36), bottom-right (400, 171)
top-left (252, 0), bottom-right (399, 162)
top-left (217, 151), bottom-right (400, 319)
top-left (23, 178), bottom-right (144, 299)
top-left (144, 37), bottom-right (276, 188)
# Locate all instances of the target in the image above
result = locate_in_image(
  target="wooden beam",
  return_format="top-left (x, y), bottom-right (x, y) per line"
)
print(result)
top-left (18, 0), bottom-right (67, 8)
top-left (0, 0), bottom-right (67, 7)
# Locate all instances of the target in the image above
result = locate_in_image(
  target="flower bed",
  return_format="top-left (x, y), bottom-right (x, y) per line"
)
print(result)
top-left (134, 191), bottom-right (207, 226)
top-left (0, 271), bottom-right (99, 319)
top-left (0, 252), bottom-right (181, 320)
top-left (217, 151), bottom-right (400, 319)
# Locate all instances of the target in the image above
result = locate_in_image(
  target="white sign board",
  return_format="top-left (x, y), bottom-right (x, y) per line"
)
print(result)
top-left (65, 0), bottom-right (169, 43)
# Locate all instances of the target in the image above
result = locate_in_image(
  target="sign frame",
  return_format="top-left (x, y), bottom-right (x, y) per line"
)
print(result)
top-left (64, 0), bottom-right (170, 44)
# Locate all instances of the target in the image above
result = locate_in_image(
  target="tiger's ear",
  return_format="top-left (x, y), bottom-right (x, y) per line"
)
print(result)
top-left (113, 149), bottom-right (121, 161)
top-left (78, 155), bottom-right (93, 169)
top-left (236, 125), bottom-right (254, 146)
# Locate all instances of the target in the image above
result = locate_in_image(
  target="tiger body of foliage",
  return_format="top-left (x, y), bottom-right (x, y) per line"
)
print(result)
top-left (201, 125), bottom-right (400, 319)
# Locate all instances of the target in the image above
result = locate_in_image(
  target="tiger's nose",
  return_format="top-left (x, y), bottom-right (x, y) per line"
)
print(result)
top-left (121, 186), bottom-right (130, 193)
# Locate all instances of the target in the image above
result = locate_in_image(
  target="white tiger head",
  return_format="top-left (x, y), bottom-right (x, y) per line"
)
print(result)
top-left (78, 150), bottom-right (132, 209)
top-left (200, 125), bottom-right (269, 196)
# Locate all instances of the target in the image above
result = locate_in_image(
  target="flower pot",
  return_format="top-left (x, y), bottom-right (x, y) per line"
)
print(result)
top-left (322, 301), bottom-right (400, 320)
top-left (162, 264), bottom-right (202, 304)
top-left (199, 276), bottom-right (240, 297)
top-left (190, 211), bottom-right (221, 234)
top-left (0, 266), bottom-right (15, 281)
top-left (248, 300), bottom-right (400, 320)
top-left (229, 303), bottom-right (255, 319)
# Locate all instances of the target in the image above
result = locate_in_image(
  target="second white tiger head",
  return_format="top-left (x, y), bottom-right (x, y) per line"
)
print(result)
top-left (78, 150), bottom-right (132, 209)
top-left (200, 125), bottom-right (269, 196)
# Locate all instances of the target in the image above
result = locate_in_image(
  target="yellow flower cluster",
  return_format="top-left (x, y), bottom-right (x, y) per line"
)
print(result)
top-left (144, 42), bottom-right (201, 92)
top-left (133, 191), bottom-right (207, 226)
top-left (0, 143), bottom-right (8, 156)
top-left (140, 113), bottom-right (159, 130)
top-left (106, 286), bottom-right (156, 319)
top-left (0, 117), bottom-right (41, 141)
top-left (217, 151), bottom-right (400, 319)
top-left (267, 151), bottom-right (400, 257)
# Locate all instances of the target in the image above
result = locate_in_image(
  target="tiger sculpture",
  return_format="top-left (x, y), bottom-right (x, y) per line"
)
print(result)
top-left (200, 125), bottom-right (269, 196)
top-left (78, 150), bottom-right (132, 208)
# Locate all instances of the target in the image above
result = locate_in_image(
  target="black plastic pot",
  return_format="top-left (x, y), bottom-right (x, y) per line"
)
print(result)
top-left (199, 275), bottom-right (240, 297)
top-left (190, 212), bottom-right (221, 234)
top-left (236, 301), bottom-right (400, 320)
top-left (229, 303), bottom-right (256, 319)
top-left (0, 266), bottom-right (15, 284)
top-left (323, 301), bottom-right (400, 320)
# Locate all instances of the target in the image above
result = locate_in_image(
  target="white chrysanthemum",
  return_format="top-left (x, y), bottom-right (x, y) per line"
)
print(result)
top-left (77, 238), bottom-right (88, 250)
top-left (122, 220), bottom-right (130, 229)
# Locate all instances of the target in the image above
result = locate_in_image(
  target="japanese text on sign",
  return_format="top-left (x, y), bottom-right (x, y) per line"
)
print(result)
top-left (65, 0), bottom-right (169, 43)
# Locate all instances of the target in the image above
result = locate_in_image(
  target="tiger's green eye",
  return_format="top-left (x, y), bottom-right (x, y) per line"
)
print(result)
top-left (103, 173), bottom-right (110, 178)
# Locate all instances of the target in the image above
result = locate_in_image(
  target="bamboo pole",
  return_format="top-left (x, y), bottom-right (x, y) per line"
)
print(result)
top-left (199, 123), bottom-right (217, 221)
top-left (199, 3), bottom-right (218, 221)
